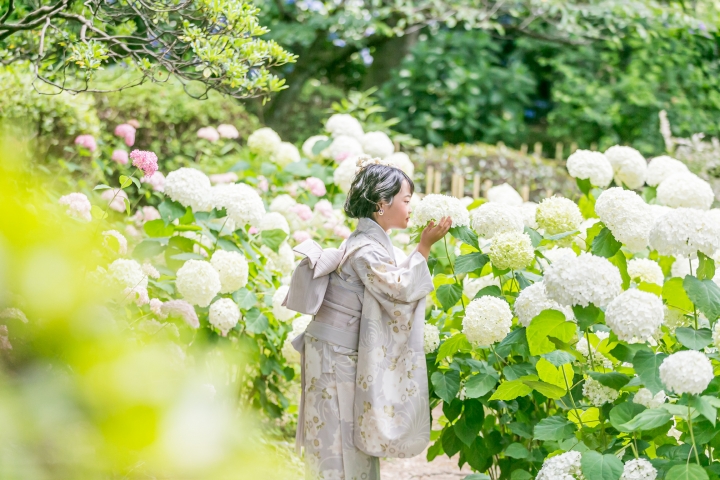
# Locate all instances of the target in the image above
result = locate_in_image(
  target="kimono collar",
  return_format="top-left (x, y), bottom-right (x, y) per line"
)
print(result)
top-left (356, 217), bottom-right (395, 262)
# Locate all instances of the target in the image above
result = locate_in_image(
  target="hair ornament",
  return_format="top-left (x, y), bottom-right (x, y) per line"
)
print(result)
top-left (354, 154), bottom-right (395, 175)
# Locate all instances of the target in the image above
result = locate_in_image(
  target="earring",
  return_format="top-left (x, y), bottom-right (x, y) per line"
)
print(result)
top-left (378, 209), bottom-right (384, 215)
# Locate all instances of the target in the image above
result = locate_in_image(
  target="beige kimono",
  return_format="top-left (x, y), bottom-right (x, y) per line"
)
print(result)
top-left (287, 218), bottom-right (435, 480)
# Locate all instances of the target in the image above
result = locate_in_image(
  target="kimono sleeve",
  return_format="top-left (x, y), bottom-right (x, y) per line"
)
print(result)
top-left (349, 244), bottom-right (434, 305)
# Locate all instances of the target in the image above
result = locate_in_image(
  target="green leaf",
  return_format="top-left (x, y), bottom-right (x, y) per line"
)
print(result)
top-left (523, 380), bottom-right (566, 399)
top-left (536, 357), bottom-right (572, 389)
top-left (690, 395), bottom-right (717, 426)
top-left (665, 464), bottom-right (709, 480)
top-left (588, 371), bottom-right (630, 390)
top-left (473, 285), bottom-right (502, 299)
top-left (441, 426), bottom-right (462, 457)
top-left (504, 443), bottom-right (529, 459)
top-left (144, 219), bottom-right (176, 237)
top-left (527, 309), bottom-right (577, 356)
top-left (697, 252), bottom-right (716, 281)
top-left (524, 226), bottom-right (542, 248)
top-left (123, 196), bottom-right (131, 216)
top-left (581, 451), bottom-right (624, 480)
top-left (453, 415), bottom-right (480, 447)
top-left (663, 277), bottom-right (694, 313)
top-left (573, 304), bottom-right (602, 331)
top-left (170, 253), bottom-right (205, 261)
top-left (233, 288), bottom-right (258, 310)
top-left (675, 327), bottom-right (713, 351)
top-left (431, 370), bottom-right (460, 403)
top-left (632, 350), bottom-right (668, 395)
top-left (311, 138), bottom-right (333, 155)
top-left (436, 334), bottom-right (471, 361)
top-left (542, 350), bottom-right (576, 367)
top-left (585, 223), bottom-right (604, 252)
top-left (450, 226), bottom-right (479, 251)
top-left (119, 174), bottom-right (133, 189)
top-left (245, 308), bottom-right (268, 334)
top-left (283, 161), bottom-right (312, 177)
top-left (489, 379), bottom-right (532, 401)
top-left (533, 416), bottom-right (577, 441)
top-left (608, 250), bottom-right (630, 289)
top-left (463, 475), bottom-right (491, 480)
top-left (609, 403), bottom-right (646, 433)
top-left (260, 229), bottom-right (288, 253)
top-left (619, 408), bottom-right (672, 432)
top-left (455, 253), bottom-right (489, 274)
top-left (684, 275), bottom-right (720, 322)
top-left (464, 365), bottom-right (499, 399)
top-left (576, 178), bottom-right (592, 195)
top-left (132, 239), bottom-right (166, 259)
top-left (591, 227), bottom-right (622, 258)
top-left (90, 204), bottom-right (108, 220)
top-left (437, 283), bottom-right (463, 311)
top-left (158, 199), bottom-right (187, 225)
top-left (93, 184), bottom-right (111, 190)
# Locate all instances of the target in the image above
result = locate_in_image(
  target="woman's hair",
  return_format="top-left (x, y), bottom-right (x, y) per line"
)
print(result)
top-left (344, 164), bottom-right (414, 218)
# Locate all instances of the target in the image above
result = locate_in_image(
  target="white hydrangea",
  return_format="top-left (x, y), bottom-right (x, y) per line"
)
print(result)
top-left (272, 285), bottom-right (296, 322)
top-left (462, 296), bottom-right (513, 346)
top-left (333, 156), bottom-right (359, 192)
top-left (412, 194), bottom-right (470, 228)
top-left (646, 156), bottom-right (689, 187)
top-left (463, 275), bottom-right (500, 300)
top-left (212, 183), bottom-right (264, 228)
top-left (488, 231), bottom-right (535, 270)
top-left (271, 142), bottom-right (301, 167)
top-left (712, 321), bottom-right (720, 349)
top-left (583, 377), bottom-right (620, 406)
top-left (520, 202), bottom-right (538, 229)
top-left (208, 298), bottom-right (240, 336)
top-left (423, 324), bottom-right (440, 354)
top-left (302, 135), bottom-right (329, 159)
top-left (656, 173), bottom-right (714, 210)
top-left (536, 196), bottom-right (583, 236)
top-left (176, 260), bottom-right (222, 307)
top-left (164, 167), bottom-right (214, 212)
top-left (649, 208), bottom-right (720, 257)
top-left (325, 114), bottom-right (364, 140)
top-left (544, 253), bottom-right (622, 307)
top-left (261, 243), bottom-right (295, 276)
top-left (487, 183), bottom-right (524, 207)
top-left (620, 458), bottom-right (657, 480)
top-left (327, 135), bottom-right (364, 161)
top-left (605, 289), bottom-right (664, 342)
top-left (627, 258), bottom-right (664, 285)
top-left (361, 131), bottom-right (395, 158)
top-left (247, 127), bottom-right (282, 156)
top-left (470, 202), bottom-right (524, 238)
top-left (385, 152), bottom-right (415, 178)
top-left (595, 187), bottom-right (654, 252)
top-left (664, 306), bottom-right (691, 334)
top-left (281, 338), bottom-right (300, 363)
top-left (514, 282), bottom-right (574, 327)
top-left (258, 212), bottom-right (290, 234)
top-left (576, 332), bottom-right (614, 369)
top-left (566, 149), bottom-right (614, 188)
top-left (604, 145), bottom-right (647, 190)
top-left (633, 388), bottom-right (666, 410)
top-left (210, 250), bottom-right (249, 294)
top-left (108, 259), bottom-right (148, 289)
top-left (538, 247), bottom-right (577, 269)
top-left (282, 314), bottom-right (313, 363)
top-left (659, 350), bottom-right (714, 395)
top-left (536, 451), bottom-right (584, 480)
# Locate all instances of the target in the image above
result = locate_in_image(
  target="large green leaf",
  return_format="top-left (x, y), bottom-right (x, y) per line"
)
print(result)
top-left (632, 350), bottom-right (668, 394)
top-left (588, 371), bottom-right (630, 390)
top-left (581, 451), bottom-right (624, 480)
top-left (675, 327), bottom-right (713, 351)
top-left (608, 250), bottom-right (630, 289)
top-left (144, 218), bottom-right (176, 237)
top-left (441, 426), bottom-right (462, 457)
top-left (533, 416), bottom-right (577, 441)
top-left (464, 365), bottom-right (499, 398)
top-left (473, 285), bottom-right (503, 299)
top-left (158, 199), bottom-right (187, 225)
top-left (619, 408), bottom-right (672, 432)
top-left (690, 395), bottom-right (718, 426)
top-left (524, 226), bottom-right (542, 247)
top-left (455, 253), bottom-right (489, 274)
top-left (573, 304), bottom-right (602, 331)
top-left (244, 308), bottom-right (268, 334)
top-left (663, 277), bottom-right (694, 313)
top-left (523, 380), bottom-right (566, 399)
top-left (527, 309), bottom-right (577, 356)
top-left (684, 275), bottom-right (720, 321)
top-left (542, 350), bottom-right (576, 367)
top-left (260, 229), bottom-right (288, 253)
top-left (591, 227), bottom-right (622, 258)
top-left (504, 443), bottom-right (530, 459)
top-left (697, 252), bottom-right (716, 281)
top-left (454, 415), bottom-right (481, 446)
top-left (609, 403), bottom-right (646, 433)
top-left (450, 226), bottom-right (480, 251)
top-left (437, 283), bottom-right (463, 311)
top-left (436, 333), bottom-right (471, 361)
top-left (431, 370), bottom-right (461, 403)
top-left (132, 239), bottom-right (166, 259)
top-left (665, 464), bottom-right (709, 480)
top-left (488, 379), bottom-right (532, 401)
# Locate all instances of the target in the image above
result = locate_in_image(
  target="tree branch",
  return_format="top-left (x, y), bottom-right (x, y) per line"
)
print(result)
top-left (0, 0), bottom-right (14, 24)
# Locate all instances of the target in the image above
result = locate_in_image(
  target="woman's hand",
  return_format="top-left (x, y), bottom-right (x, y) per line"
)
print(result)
top-left (417, 217), bottom-right (452, 260)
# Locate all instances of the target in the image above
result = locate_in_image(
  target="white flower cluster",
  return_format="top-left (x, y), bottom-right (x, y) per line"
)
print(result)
top-left (325, 114), bottom-right (364, 140)
top-left (486, 183), bottom-right (523, 206)
top-left (604, 289), bottom-right (664, 342)
top-left (627, 258), bottom-right (664, 285)
top-left (385, 152), bottom-right (415, 177)
top-left (649, 208), bottom-right (720, 257)
top-left (620, 458), bottom-right (657, 480)
top-left (413, 194), bottom-right (470, 228)
top-left (646, 155), bottom-right (688, 187)
top-left (595, 187), bottom-right (654, 252)
top-left (423, 324), bottom-right (440, 354)
top-left (633, 388), bottom-right (666, 409)
top-left (176, 259), bottom-right (222, 307)
top-left (164, 168), bottom-right (214, 212)
top-left (302, 135), bottom-right (329, 159)
top-left (536, 196), bottom-right (583, 236)
top-left (488, 231), bottom-right (535, 270)
top-left (213, 183), bottom-right (266, 228)
top-left (659, 350), bottom-right (714, 395)
top-left (536, 451), bottom-right (584, 480)
top-left (544, 253), bottom-right (622, 307)
top-left (462, 296), bottom-right (513, 346)
top-left (210, 250), bottom-right (249, 294)
top-left (361, 131), bottom-right (394, 158)
top-left (208, 298), bottom-right (240, 336)
top-left (538, 247), bottom-right (576, 269)
top-left (520, 202), bottom-right (538, 229)
top-left (272, 285), bottom-right (296, 321)
top-left (566, 149), bottom-right (614, 187)
top-left (59, 192), bottom-right (92, 221)
top-left (656, 173), bottom-right (714, 210)
top-left (576, 331), bottom-right (613, 369)
top-left (247, 127), bottom-right (282, 157)
top-left (108, 259), bottom-right (148, 290)
top-left (514, 282), bottom-right (574, 327)
top-left (282, 315), bottom-right (313, 363)
top-left (470, 202), bottom-right (524, 238)
top-left (271, 142), bottom-right (301, 167)
top-left (604, 145), bottom-right (647, 189)
top-left (583, 377), bottom-right (620, 406)
top-left (333, 154), bottom-right (361, 192)
top-left (327, 136), bottom-right (364, 162)
top-left (258, 212), bottom-right (290, 234)
top-left (261, 243), bottom-right (296, 276)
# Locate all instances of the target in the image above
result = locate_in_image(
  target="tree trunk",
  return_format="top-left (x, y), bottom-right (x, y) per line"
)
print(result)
top-left (361, 30), bottom-right (420, 90)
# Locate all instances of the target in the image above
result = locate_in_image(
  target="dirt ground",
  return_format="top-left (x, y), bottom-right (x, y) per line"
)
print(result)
top-left (380, 448), bottom-right (473, 480)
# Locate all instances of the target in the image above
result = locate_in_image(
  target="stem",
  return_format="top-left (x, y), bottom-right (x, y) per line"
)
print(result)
top-left (689, 259), bottom-right (699, 329)
top-left (632, 432), bottom-right (639, 459)
top-left (585, 331), bottom-right (596, 371)
top-left (213, 217), bottom-right (230, 253)
top-left (689, 403), bottom-right (701, 465)
top-left (562, 368), bottom-right (585, 432)
top-left (444, 235), bottom-right (465, 311)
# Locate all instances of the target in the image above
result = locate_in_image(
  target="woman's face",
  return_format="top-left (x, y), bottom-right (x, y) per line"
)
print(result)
top-left (375, 180), bottom-right (412, 230)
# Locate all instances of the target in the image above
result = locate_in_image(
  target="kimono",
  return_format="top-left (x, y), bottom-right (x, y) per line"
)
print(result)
top-left (285, 217), bottom-right (435, 480)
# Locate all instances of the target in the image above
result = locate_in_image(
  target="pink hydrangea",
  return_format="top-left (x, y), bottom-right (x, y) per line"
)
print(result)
top-left (248, 226), bottom-right (259, 235)
top-left (209, 172), bottom-right (239, 185)
top-left (149, 298), bottom-right (163, 316)
top-left (111, 149), bottom-right (129, 165)
top-left (334, 225), bottom-right (351, 238)
top-left (134, 206), bottom-right (161, 224)
top-left (75, 134), bottom-right (97, 152)
top-left (257, 177), bottom-right (269, 192)
top-left (160, 300), bottom-right (199, 328)
top-left (304, 177), bottom-right (327, 197)
top-left (287, 183), bottom-right (299, 197)
top-left (217, 124), bottom-right (239, 139)
top-left (125, 225), bottom-right (141, 238)
top-left (140, 171), bottom-right (165, 192)
top-left (128, 119), bottom-right (140, 128)
top-left (197, 127), bottom-right (220, 142)
top-left (124, 286), bottom-right (149, 306)
top-left (101, 188), bottom-right (129, 213)
top-left (290, 204), bottom-right (313, 221)
top-left (293, 230), bottom-right (311, 243)
top-left (314, 199), bottom-right (334, 218)
top-left (130, 150), bottom-right (158, 178)
top-left (114, 123), bottom-right (136, 147)
top-left (335, 152), bottom-right (351, 162)
top-left (58, 192), bottom-right (92, 221)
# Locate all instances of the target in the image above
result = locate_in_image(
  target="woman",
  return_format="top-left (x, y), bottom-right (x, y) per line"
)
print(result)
top-left (285, 160), bottom-right (451, 479)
